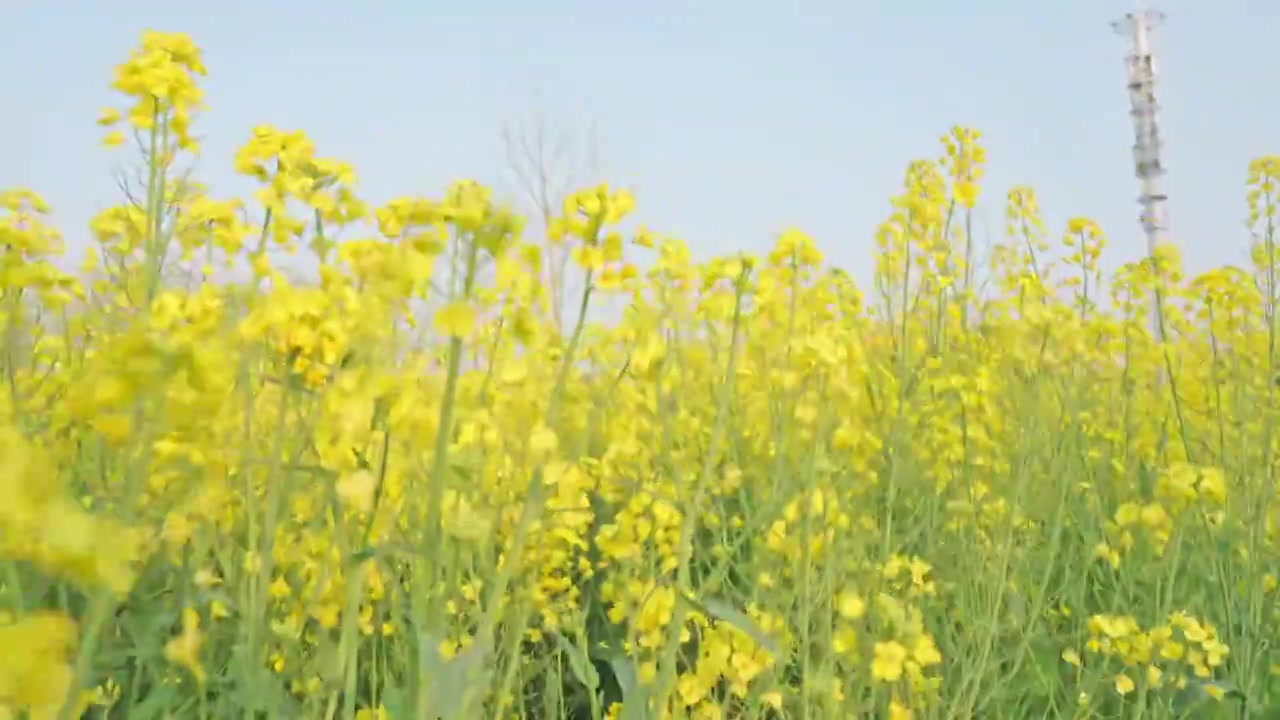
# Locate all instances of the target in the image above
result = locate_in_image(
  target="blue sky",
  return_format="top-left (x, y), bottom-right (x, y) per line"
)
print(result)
top-left (2, 1), bottom-right (1276, 289)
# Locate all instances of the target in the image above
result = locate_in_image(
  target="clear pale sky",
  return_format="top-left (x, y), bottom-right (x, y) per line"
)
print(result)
top-left (2, 1), bottom-right (1276, 289)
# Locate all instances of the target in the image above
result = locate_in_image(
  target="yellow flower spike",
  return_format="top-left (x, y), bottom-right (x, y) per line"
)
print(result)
top-left (605, 188), bottom-right (636, 224)
top-left (529, 423), bottom-right (559, 465)
top-left (836, 591), bottom-right (866, 620)
top-left (633, 226), bottom-right (656, 248)
top-left (572, 190), bottom-right (602, 218)
top-left (96, 108), bottom-right (122, 127)
top-left (164, 609), bottom-right (206, 686)
top-left (832, 624), bottom-right (858, 655)
top-left (571, 245), bottom-right (605, 272)
top-left (100, 130), bottom-right (127, 149)
top-left (871, 641), bottom-right (907, 682)
top-left (912, 634), bottom-right (942, 667)
top-left (433, 301), bottom-right (478, 338)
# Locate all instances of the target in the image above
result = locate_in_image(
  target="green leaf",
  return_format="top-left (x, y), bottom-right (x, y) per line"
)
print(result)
top-left (620, 693), bottom-right (653, 720)
top-left (381, 685), bottom-right (410, 719)
top-left (555, 633), bottom-right (600, 690)
top-left (418, 631), bottom-right (492, 720)
top-left (124, 684), bottom-right (180, 720)
top-left (688, 594), bottom-right (779, 657)
top-left (1170, 678), bottom-right (1245, 717)
top-left (609, 655), bottom-right (637, 699)
top-left (610, 658), bottom-right (652, 720)
top-left (347, 546), bottom-right (380, 565)
top-left (346, 543), bottom-right (416, 567)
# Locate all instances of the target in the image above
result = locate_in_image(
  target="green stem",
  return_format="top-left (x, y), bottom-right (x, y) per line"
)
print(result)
top-left (482, 267), bottom-right (596, 712)
top-left (58, 590), bottom-right (116, 720)
top-left (653, 263), bottom-right (750, 713)
top-left (423, 230), bottom-right (481, 620)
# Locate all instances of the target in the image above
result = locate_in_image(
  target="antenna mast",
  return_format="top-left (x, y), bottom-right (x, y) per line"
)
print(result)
top-left (1113, 1), bottom-right (1169, 338)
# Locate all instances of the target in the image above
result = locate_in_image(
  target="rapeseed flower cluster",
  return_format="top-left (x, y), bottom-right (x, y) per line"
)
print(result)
top-left (0, 30), bottom-right (1277, 720)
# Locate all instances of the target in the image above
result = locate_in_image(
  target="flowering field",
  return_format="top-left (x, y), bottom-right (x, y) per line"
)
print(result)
top-left (2, 31), bottom-right (1278, 720)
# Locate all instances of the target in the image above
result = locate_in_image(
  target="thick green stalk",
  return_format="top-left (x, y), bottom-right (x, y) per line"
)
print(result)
top-left (653, 264), bottom-right (750, 714)
top-left (483, 268), bottom-right (596, 717)
top-left (423, 230), bottom-right (482, 623)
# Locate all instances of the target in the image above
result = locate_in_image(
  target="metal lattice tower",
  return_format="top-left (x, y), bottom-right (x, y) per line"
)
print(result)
top-left (1113, 1), bottom-right (1169, 338)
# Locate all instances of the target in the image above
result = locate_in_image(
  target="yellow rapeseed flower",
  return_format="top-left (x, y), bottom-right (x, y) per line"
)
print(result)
top-left (872, 641), bottom-right (908, 682)
top-left (164, 608), bottom-right (206, 685)
top-left (433, 301), bottom-right (477, 338)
